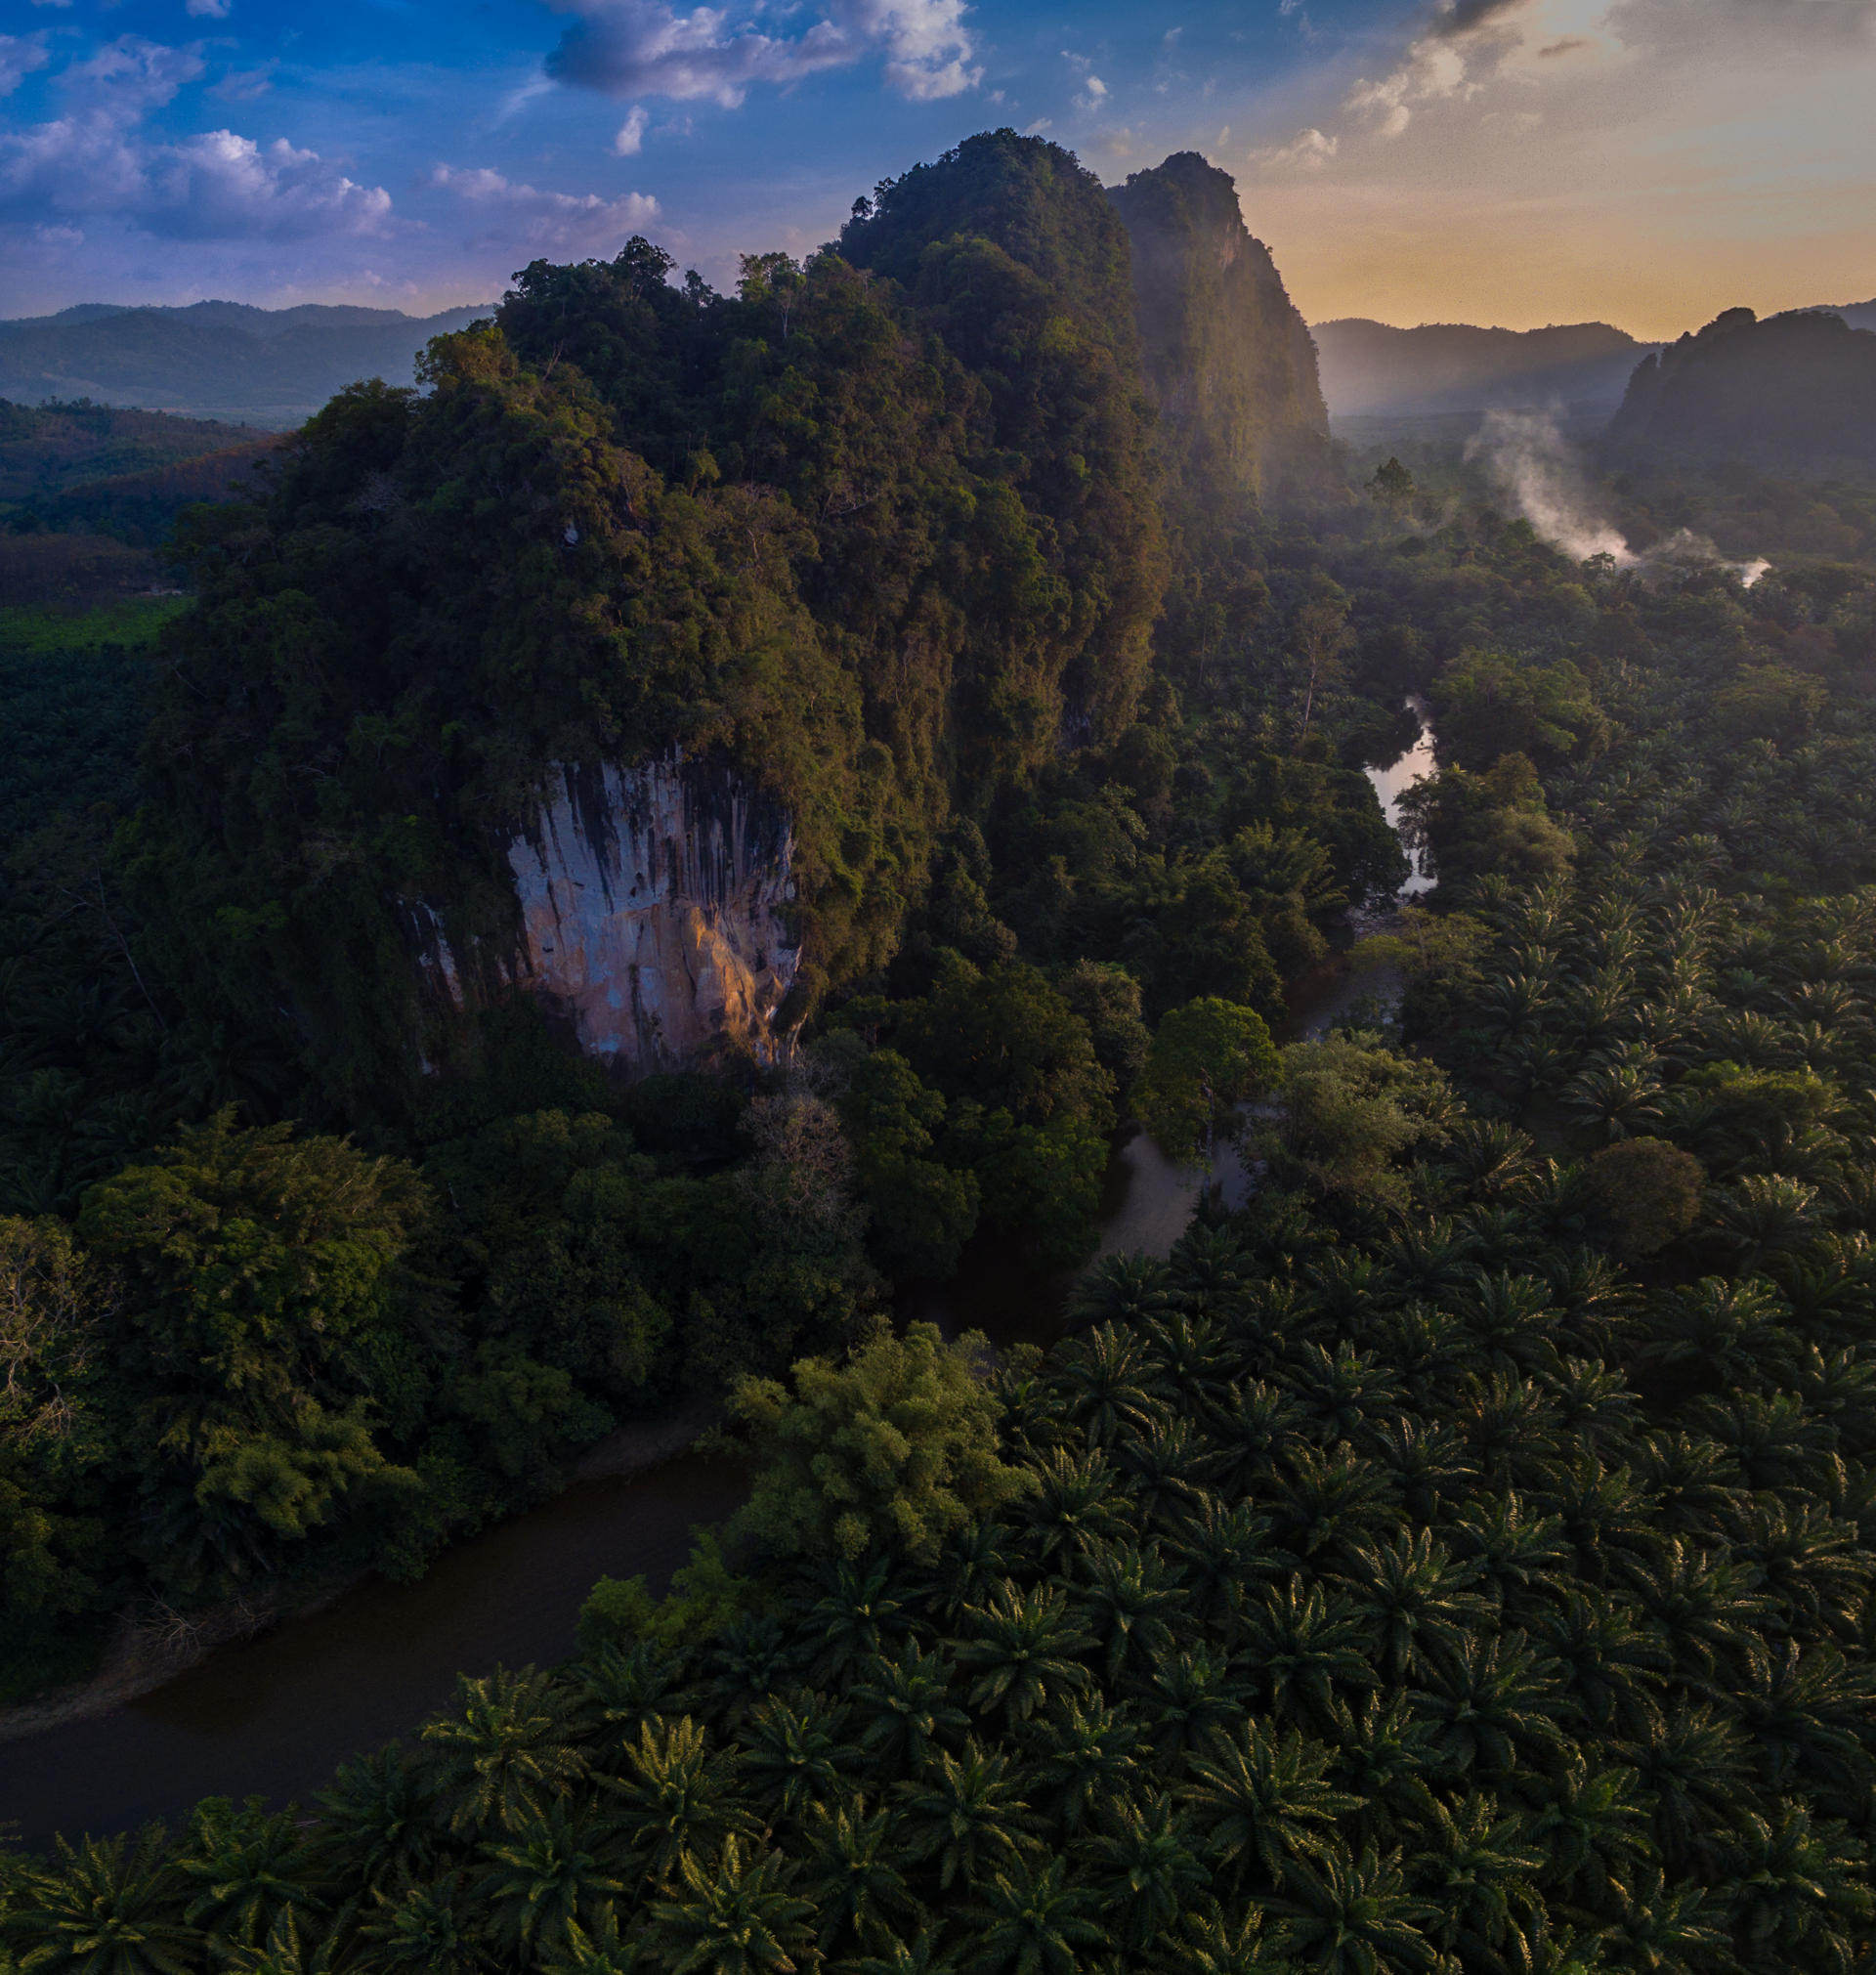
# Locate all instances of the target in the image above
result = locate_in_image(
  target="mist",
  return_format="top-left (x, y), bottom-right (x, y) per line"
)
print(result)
top-left (1466, 408), bottom-right (1768, 584)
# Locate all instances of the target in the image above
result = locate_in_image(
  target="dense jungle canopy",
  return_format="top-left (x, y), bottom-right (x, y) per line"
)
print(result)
top-left (5, 127), bottom-right (1876, 1974)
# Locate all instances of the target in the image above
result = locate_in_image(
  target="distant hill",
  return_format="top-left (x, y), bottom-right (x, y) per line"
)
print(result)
top-left (1310, 318), bottom-right (1653, 421)
top-left (1607, 306), bottom-right (1876, 481)
top-left (0, 399), bottom-right (274, 502)
top-left (1819, 297), bottom-right (1876, 334)
top-left (0, 300), bottom-right (493, 428)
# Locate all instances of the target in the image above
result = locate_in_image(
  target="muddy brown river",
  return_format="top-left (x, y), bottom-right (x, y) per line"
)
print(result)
top-left (0, 715), bottom-right (1434, 1848)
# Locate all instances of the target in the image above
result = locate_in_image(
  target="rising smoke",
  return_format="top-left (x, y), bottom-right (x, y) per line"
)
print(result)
top-left (1464, 408), bottom-right (1768, 584)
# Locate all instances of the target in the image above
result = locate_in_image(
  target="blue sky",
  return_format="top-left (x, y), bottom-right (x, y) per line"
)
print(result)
top-left (2, 0), bottom-right (1872, 335)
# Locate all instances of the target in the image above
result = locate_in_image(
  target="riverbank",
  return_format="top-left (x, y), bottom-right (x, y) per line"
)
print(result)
top-left (0, 1395), bottom-right (724, 1753)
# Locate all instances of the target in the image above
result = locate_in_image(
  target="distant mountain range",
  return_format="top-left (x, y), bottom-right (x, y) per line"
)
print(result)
top-left (1311, 299), bottom-right (1876, 431)
top-left (1607, 306), bottom-right (1876, 481)
top-left (0, 300), bottom-right (493, 428)
top-left (1310, 319), bottom-right (1654, 422)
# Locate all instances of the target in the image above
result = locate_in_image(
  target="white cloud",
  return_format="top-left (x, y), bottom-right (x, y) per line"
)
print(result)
top-left (211, 64), bottom-right (275, 101)
top-left (0, 85), bottom-right (392, 241)
top-left (432, 163), bottom-right (660, 256)
top-left (186, 0), bottom-right (233, 18)
top-left (0, 33), bottom-right (50, 97)
top-left (1085, 74), bottom-right (1108, 99)
top-left (1253, 125), bottom-right (1339, 169)
top-left (543, 0), bottom-right (975, 109)
top-left (70, 35), bottom-right (206, 107)
top-left (148, 130), bottom-right (392, 238)
top-left (841, 0), bottom-right (978, 100)
top-left (614, 105), bottom-right (648, 152)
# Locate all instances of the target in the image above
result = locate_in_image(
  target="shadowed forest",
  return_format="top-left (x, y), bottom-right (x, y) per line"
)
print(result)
top-left (4, 131), bottom-right (1876, 1973)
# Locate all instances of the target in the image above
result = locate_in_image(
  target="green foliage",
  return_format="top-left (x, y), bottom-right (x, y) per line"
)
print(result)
top-left (726, 1322), bottom-right (1033, 1563)
top-left (1131, 999), bottom-right (1277, 1166)
top-left (1589, 1138), bottom-right (1707, 1255)
top-left (1258, 1031), bottom-right (1456, 1208)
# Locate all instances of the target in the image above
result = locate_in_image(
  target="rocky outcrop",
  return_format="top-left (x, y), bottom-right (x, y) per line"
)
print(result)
top-left (1606, 307), bottom-right (1876, 481)
top-left (417, 754), bottom-right (802, 1072)
top-left (1110, 152), bottom-right (1331, 503)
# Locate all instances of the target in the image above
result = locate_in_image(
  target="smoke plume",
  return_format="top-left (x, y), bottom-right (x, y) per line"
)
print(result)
top-left (1465, 407), bottom-right (1768, 584)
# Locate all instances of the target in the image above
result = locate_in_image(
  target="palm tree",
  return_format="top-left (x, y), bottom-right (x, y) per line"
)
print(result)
top-left (1067, 1258), bottom-right (1176, 1333)
top-left (645, 1834), bottom-right (815, 1975)
top-left (795, 1801), bottom-right (919, 1957)
top-left (1019, 1446), bottom-right (1130, 1581)
top-left (1265, 1845), bottom-right (1438, 1975)
top-left (477, 1796), bottom-right (624, 1958)
top-left (1178, 1719), bottom-right (1355, 1894)
top-left (955, 1581), bottom-right (1094, 1726)
top-left (1418, 1632), bottom-right (1568, 1782)
top-left (809, 1555), bottom-right (921, 1690)
top-left (1596, 1868), bottom-right (1726, 1975)
top-left (1718, 1801), bottom-right (1872, 1975)
top-left (1019, 1692), bottom-right (1142, 1838)
top-left (419, 1666), bottom-right (588, 1837)
top-left (176, 1796), bottom-right (322, 1959)
top-left (1237, 1583), bottom-right (1369, 1734)
top-left (1517, 1752), bottom-right (1652, 1918)
top-left (1163, 1498), bottom-right (1282, 1642)
top-left (1404, 1790), bottom-right (1542, 1972)
top-left (742, 1691), bottom-right (862, 1823)
top-left (1077, 1792), bottom-right (1210, 1955)
top-left (1618, 1698), bottom-right (1755, 1872)
top-left (311, 1743), bottom-right (445, 1895)
top-left (610, 1715), bottom-right (754, 1888)
top-left (3, 1827), bottom-right (201, 1975)
top-left (1536, 1589), bottom-right (1670, 1739)
top-left (897, 1737), bottom-right (1041, 1892)
top-left (357, 1870), bottom-right (491, 1975)
top-left (959, 1854), bottom-right (1104, 1975)
top-left (1439, 1490), bottom-right (1571, 1617)
top-left (1732, 1640), bottom-right (1876, 1800)
top-left (1336, 1527), bottom-right (1490, 1686)
top-left (1069, 1540), bottom-right (1182, 1684)
top-left (1211, 1380), bottom-right (1309, 1498)
top-left (850, 1641), bottom-right (969, 1783)
top-left (1137, 1643), bottom-right (1243, 1761)
top-left (569, 1644), bottom-right (688, 1777)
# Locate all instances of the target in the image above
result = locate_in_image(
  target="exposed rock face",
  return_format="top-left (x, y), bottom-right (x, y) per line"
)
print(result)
top-left (419, 755), bottom-right (802, 1071)
top-left (1110, 152), bottom-right (1331, 502)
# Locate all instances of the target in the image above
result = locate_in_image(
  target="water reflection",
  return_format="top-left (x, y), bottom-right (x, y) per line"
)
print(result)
top-left (1364, 697), bottom-right (1437, 897)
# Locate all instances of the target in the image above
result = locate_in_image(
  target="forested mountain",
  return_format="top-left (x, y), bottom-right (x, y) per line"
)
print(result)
top-left (1820, 297), bottom-right (1876, 334)
top-left (9, 124), bottom-right (1876, 1973)
top-left (1608, 307), bottom-right (1876, 480)
top-left (1311, 319), bottom-right (1651, 421)
top-left (1111, 151), bottom-right (1331, 502)
top-left (0, 301), bottom-right (492, 428)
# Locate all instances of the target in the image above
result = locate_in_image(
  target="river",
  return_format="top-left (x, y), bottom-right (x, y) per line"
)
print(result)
top-left (0, 710), bottom-right (1436, 1849)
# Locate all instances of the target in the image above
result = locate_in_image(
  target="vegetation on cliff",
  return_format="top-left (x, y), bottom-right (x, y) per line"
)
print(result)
top-left (7, 132), bottom-right (1876, 1975)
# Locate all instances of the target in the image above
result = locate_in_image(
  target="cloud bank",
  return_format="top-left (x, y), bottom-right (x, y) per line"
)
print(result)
top-left (544, 0), bottom-right (978, 108)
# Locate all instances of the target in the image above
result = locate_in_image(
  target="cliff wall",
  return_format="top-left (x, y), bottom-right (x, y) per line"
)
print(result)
top-left (419, 755), bottom-right (801, 1072)
top-left (1110, 152), bottom-right (1331, 503)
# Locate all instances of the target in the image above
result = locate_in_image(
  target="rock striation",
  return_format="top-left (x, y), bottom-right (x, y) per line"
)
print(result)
top-left (417, 755), bottom-right (802, 1072)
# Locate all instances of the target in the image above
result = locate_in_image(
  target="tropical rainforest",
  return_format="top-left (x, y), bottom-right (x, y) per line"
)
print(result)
top-left (5, 127), bottom-right (1876, 1973)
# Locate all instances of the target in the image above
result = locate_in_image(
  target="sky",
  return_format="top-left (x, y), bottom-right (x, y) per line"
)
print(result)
top-left (1, 0), bottom-right (1872, 337)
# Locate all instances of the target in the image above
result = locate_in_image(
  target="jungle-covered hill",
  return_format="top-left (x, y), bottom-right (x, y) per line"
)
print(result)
top-left (7, 117), bottom-right (1876, 1975)
top-left (128, 133), bottom-right (1334, 1134)
top-left (1608, 309), bottom-right (1876, 483)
